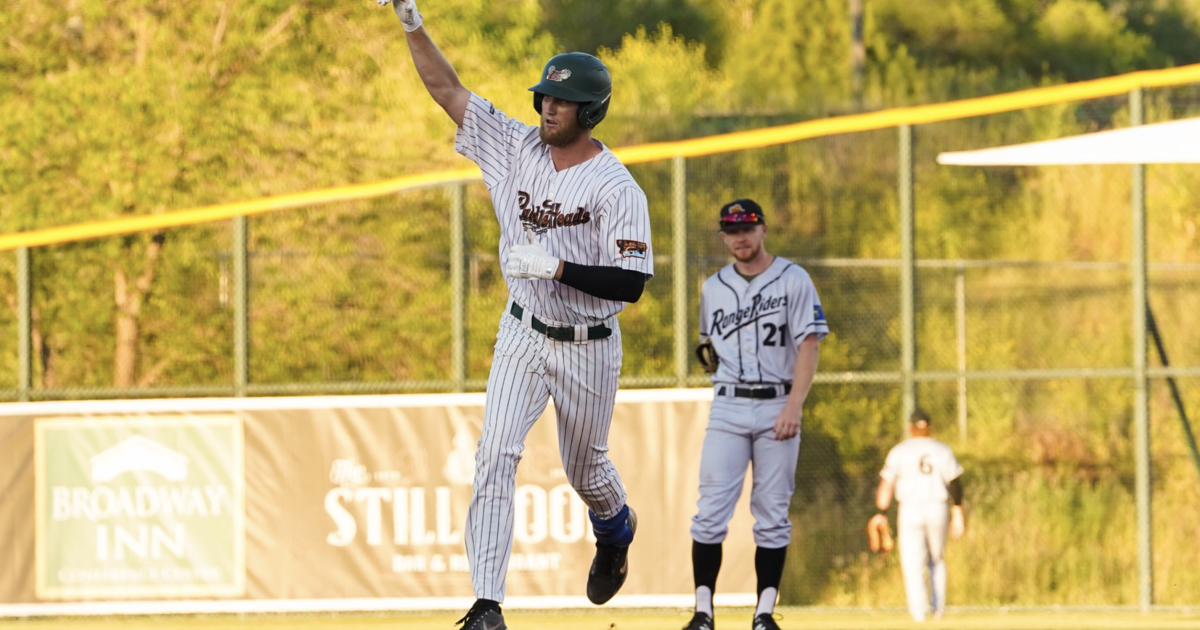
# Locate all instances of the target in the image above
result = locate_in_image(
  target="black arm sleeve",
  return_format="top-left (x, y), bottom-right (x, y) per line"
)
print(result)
top-left (949, 477), bottom-right (964, 506)
top-left (558, 261), bottom-right (647, 302)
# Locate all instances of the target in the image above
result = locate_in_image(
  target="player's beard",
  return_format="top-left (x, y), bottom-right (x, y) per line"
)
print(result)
top-left (540, 118), bottom-right (586, 147)
top-left (731, 240), bottom-right (763, 263)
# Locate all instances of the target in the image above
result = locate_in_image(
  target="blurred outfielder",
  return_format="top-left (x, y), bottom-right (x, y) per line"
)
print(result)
top-left (384, 1), bottom-right (653, 628)
top-left (686, 199), bottom-right (828, 630)
top-left (874, 408), bottom-right (966, 622)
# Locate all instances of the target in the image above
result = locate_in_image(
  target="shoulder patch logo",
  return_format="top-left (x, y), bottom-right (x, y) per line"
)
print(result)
top-left (546, 66), bottom-right (572, 82)
top-left (617, 239), bottom-right (648, 259)
top-left (813, 304), bottom-right (826, 322)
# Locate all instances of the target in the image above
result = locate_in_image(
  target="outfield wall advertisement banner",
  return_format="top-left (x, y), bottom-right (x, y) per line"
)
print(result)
top-left (33, 415), bottom-right (245, 600)
top-left (0, 392), bottom-right (757, 612)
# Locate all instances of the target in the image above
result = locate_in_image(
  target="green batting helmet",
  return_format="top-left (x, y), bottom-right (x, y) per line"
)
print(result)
top-left (528, 52), bottom-right (612, 129)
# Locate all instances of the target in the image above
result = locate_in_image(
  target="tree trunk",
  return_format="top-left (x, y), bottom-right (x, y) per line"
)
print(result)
top-left (113, 233), bottom-right (165, 388)
top-left (3, 297), bottom-right (55, 389)
top-left (850, 0), bottom-right (865, 110)
top-left (31, 307), bottom-right (57, 389)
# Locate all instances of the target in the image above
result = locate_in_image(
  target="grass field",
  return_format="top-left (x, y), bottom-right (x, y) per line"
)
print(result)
top-left (3, 608), bottom-right (1200, 630)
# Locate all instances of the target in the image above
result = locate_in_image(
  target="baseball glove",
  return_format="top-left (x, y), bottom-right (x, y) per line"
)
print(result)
top-left (695, 339), bottom-right (719, 374)
top-left (867, 513), bottom-right (894, 553)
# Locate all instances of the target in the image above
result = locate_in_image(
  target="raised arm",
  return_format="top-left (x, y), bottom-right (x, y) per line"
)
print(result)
top-left (388, 0), bottom-right (470, 126)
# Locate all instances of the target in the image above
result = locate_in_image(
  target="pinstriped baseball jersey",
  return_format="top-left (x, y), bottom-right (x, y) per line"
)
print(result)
top-left (699, 257), bottom-right (829, 384)
top-left (455, 93), bottom-right (654, 325)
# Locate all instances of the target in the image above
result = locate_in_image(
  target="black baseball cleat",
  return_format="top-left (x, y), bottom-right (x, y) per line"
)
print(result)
top-left (682, 611), bottom-right (714, 630)
top-left (454, 599), bottom-right (507, 630)
top-left (585, 506), bottom-right (638, 604)
top-left (752, 613), bottom-right (782, 630)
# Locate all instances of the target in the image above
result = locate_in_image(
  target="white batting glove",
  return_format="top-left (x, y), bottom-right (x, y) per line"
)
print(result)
top-left (378, 0), bottom-right (422, 33)
top-left (506, 229), bottom-right (560, 280)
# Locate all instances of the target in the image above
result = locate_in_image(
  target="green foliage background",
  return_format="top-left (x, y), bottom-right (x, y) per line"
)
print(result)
top-left (2, 0), bottom-right (1200, 607)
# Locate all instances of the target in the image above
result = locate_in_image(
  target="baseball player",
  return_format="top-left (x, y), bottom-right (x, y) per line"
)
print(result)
top-left (685, 199), bottom-right (828, 630)
top-left (384, 1), bottom-right (652, 628)
top-left (875, 408), bottom-right (966, 622)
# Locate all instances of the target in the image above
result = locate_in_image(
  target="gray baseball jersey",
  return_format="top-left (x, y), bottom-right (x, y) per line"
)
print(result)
top-left (454, 93), bottom-right (653, 602)
top-left (698, 258), bottom-right (828, 384)
top-left (880, 437), bottom-right (963, 620)
top-left (691, 257), bottom-right (828, 549)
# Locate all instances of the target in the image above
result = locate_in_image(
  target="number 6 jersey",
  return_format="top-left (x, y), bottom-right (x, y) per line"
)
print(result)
top-left (881, 438), bottom-right (964, 504)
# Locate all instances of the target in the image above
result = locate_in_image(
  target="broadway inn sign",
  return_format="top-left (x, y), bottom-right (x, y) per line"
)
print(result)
top-left (34, 415), bottom-right (245, 599)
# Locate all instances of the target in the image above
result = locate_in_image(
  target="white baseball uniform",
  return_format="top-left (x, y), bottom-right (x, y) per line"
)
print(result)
top-left (455, 93), bottom-right (654, 602)
top-left (880, 437), bottom-right (964, 621)
top-left (691, 257), bottom-right (828, 549)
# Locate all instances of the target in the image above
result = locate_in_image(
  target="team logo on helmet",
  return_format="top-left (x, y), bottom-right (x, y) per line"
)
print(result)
top-left (545, 66), bottom-right (572, 82)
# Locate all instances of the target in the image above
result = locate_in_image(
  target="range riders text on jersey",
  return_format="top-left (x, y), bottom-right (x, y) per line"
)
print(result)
top-left (456, 93), bottom-right (654, 326)
top-left (709, 294), bottom-right (789, 339)
top-left (700, 257), bottom-right (829, 384)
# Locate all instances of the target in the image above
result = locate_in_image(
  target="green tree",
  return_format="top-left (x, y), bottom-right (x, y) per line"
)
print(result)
top-left (1036, 0), bottom-right (1155, 80)
top-left (716, 0), bottom-right (855, 114)
top-left (540, 0), bottom-right (722, 64)
top-left (596, 25), bottom-right (731, 144)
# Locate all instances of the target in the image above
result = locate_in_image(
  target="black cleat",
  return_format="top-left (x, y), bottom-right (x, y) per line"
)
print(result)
top-left (682, 611), bottom-right (714, 630)
top-left (752, 613), bottom-right (782, 630)
top-left (586, 506), bottom-right (638, 605)
top-left (454, 599), bottom-right (507, 630)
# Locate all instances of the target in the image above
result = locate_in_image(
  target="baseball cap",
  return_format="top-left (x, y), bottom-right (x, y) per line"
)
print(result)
top-left (909, 408), bottom-right (932, 425)
top-left (719, 199), bottom-right (766, 231)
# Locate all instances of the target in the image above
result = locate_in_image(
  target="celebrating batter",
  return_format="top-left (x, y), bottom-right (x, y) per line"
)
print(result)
top-left (686, 200), bottom-right (827, 630)
top-left (874, 409), bottom-right (966, 622)
top-left (385, 1), bottom-right (652, 628)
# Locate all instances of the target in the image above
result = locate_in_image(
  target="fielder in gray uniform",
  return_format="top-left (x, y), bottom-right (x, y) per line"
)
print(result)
top-left (685, 199), bottom-right (828, 630)
top-left (385, 2), bottom-right (652, 628)
top-left (875, 409), bottom-right (966, 622)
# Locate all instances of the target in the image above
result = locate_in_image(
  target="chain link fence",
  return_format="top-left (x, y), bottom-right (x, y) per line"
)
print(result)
top-left (1, 85), bottom-right (1198, 608)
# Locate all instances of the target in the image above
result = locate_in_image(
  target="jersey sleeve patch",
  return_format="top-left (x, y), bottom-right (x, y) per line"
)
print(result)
top-left (616, 239), bottom-right (648, 259)
top-left (813, 304), bottom-right (826, 322)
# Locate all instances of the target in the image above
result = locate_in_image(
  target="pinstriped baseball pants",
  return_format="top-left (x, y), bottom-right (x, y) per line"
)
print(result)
top-left (466, 311), bottom-right (627, 601)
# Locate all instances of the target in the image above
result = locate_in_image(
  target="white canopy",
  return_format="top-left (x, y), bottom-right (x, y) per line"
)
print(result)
top-left (937, 116), bottom-right (1200, 165)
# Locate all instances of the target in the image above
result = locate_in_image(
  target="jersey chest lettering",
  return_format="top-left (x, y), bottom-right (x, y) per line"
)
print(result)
top-left (709, 292), bottom-right (788, 339)
top-left (517, 190), bottom-right (591, 234)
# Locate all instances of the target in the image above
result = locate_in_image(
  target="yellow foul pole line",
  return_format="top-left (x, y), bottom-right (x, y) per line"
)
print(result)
top-left (4, 62), bottom-right (1200, 252)
top-left (613, 63), bottom-right (1200, 163)
top-left (0, 168), bottom-right (480, 252)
